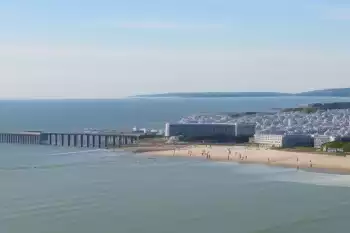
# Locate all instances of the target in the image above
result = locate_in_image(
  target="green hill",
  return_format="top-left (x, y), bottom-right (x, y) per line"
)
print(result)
top-left (321, 141), bottom-right (350, 153)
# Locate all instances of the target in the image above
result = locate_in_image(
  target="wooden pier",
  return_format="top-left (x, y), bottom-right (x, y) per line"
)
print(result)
top-left (0, 131), bottom-right (139, 148)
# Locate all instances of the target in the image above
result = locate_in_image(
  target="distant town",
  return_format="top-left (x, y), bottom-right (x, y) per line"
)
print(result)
top-left (160, 102), bottom-right (350, 153)
top-left (179, 102), bottom-right (350, 137)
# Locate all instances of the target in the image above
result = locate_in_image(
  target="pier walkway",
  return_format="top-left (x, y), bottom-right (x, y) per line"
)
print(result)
top-left (0, 131), bottom-right (140, 148)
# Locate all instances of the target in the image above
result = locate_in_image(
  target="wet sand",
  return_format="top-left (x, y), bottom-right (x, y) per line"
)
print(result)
top-left (139, 145), bottom-right (350, 174)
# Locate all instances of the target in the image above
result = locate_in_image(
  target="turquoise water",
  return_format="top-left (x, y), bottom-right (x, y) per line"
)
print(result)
top-left (1, 97), bottom-right (350, 233)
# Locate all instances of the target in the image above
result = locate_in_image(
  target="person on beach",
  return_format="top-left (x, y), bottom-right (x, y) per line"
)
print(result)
top-left (309, 160), bottom-right (313, 168)
top-left (268, 157), bottom-right (270, 163)
top-left (296, 158), bottom-right (300, 170)
top-left (207, 152), bottom-right (211, 159)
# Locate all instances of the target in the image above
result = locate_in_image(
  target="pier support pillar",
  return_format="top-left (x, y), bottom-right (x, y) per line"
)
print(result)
top-left (98, 135), bottom-right (101, 148)
top-left (73, 135), bottom-right (77, 147)
top-left (80, 135), bottom-right (84, 147)
top-left (87, 135), bottom-right (90, 148)
top-left (61, 134), bottom-right (64, 146)
top-left (104, 136), bottom-right (108, 148)
top-left (92, 135), bottom-right (96, 148)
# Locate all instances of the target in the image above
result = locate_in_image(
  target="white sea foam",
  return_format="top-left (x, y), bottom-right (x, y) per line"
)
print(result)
top-left (49, 149), bottom-right (107, 156)
top-left (206, 161), bottom-right (350, 188)
top-left (271, 170), bottom-right (350, 188)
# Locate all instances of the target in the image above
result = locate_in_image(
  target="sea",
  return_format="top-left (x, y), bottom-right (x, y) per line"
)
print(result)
top-left (1, 97), bottom-right (350, 233)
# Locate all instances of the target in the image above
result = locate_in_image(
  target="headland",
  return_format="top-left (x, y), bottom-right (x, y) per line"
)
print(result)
top-left (134, 87), bottom-right (350, 98)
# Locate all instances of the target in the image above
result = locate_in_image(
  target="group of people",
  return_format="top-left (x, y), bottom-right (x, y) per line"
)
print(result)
top-left (296, 157), bottom-right (313, 170)
top-left (201, 149), bottom-right (211, 159)
top-left (173, 145), bottom-right (212, 159)
top-left (266, 156), bottom-right (313, 170)
top-left (174, 145), bottom-right (315, 170)
top-left (226, 148), bottom-right (248, 161)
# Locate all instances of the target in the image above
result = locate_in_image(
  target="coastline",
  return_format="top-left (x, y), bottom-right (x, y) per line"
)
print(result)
top-left (132, 145), bottom-right (350, 174)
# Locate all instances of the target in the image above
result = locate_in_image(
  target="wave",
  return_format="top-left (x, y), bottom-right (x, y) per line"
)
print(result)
top-left (271, 170), bottom-right (350, 188)
top-left (48, 149), bottom-right (108, 156)
top-left (0, 161), bottom-right (94, 171)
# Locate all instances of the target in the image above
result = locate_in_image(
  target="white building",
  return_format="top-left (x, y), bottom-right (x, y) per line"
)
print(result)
top-left (254, 134), bottom-right (313, 148)
top-left (253, 134), bottom-right (284, 147)
top-left (164, 123), bottom-right (255, 139)
top-left (313, 135), bottom-right (339, 149)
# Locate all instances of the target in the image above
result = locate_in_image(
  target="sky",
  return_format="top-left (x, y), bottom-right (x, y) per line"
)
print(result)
top-left (0, 0), bottom-right (349, 99)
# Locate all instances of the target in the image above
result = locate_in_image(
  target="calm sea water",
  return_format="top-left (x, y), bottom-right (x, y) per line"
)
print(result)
top-left (1, 96), bottom-right (350, 132)
top-left (1, 97), bottom-right (350, 233)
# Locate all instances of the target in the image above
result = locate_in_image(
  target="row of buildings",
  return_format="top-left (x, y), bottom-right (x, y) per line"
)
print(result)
top-left (253, 134), bottom-right (314, 148)
top-left (252, 134), bottom-right (350, 148)
top-left (164, 122), bottom-right (349, 149)
top-left (179, 109), bottom-right (350, 137)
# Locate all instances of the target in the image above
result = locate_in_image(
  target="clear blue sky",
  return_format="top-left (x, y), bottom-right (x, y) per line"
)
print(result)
top-left (0, 0), bottom-right (349, 98)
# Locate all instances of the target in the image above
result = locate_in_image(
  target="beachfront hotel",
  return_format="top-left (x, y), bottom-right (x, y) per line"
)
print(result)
top-left (253, 133), bottom-right (313, 148)
top-left (165, 123), bottom-right (255, 140)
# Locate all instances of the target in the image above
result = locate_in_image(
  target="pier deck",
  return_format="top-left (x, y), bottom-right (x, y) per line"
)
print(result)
top-left (0, 131), bottom-right (140, 148)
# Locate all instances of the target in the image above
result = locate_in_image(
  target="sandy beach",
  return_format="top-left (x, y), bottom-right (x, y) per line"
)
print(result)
top-left (140, 145), bottom-right (350, 173)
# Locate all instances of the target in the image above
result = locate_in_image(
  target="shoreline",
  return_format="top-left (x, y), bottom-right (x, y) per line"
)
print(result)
top-left (132, 144), bottom-right (350, 175)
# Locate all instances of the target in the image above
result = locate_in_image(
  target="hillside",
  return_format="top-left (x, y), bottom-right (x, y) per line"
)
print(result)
top-left (136, 92), bottom-right (292, 98)
top-left (298, 88), bottom-right (350, 97)
top-left (135, 88), bottom-right (350, 98)
top-left (321, 141), bottom-right (350, 153)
